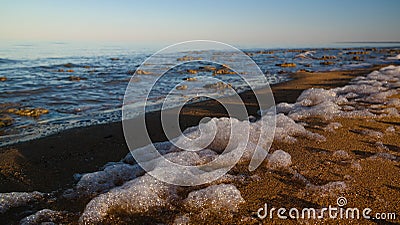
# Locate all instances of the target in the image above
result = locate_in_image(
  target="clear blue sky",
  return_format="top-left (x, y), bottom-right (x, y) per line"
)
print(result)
top-left (1, 0), bottom-right (399, 46)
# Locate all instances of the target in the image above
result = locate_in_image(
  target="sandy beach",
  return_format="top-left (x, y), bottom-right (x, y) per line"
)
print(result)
top-left (1, 64), bottom-right (400, 224)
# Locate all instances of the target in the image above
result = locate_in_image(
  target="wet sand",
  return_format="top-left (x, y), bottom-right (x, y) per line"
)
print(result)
top-left (1, 65), bottom-right (399, 224)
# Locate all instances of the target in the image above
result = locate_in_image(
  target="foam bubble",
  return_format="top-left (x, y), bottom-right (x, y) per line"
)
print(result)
top-left (266, 150), bottom-right (292, 170)
top-left (79, 174), bottom-right (177, 224)
top-left (182, 184), bottom-right (244, 219)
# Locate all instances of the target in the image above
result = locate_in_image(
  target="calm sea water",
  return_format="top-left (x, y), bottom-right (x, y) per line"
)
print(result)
top-left (0, 41), bottom-right (399, 146)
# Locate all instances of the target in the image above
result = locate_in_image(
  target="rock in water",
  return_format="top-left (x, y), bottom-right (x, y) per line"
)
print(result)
top-left (20, 209), bottom-right (70, 225)
top-left (183, 184), bottom-right (244, 220)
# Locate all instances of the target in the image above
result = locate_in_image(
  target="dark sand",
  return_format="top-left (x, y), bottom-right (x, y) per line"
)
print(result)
top-left (1, 65), bottom-right (399, 224)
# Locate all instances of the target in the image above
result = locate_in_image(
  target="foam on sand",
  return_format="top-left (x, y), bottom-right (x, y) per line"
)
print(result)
top-left (79, 174), bottom-right (177, 224)
top-left (2, 65), bottom-right (400, 223)
top-left (182, 184), bottom-right (244, 220)
top-left (0, 191), bottom-right (48, 214)
top-left (273, 65), bottom-right (400, 120)
top-left (73, 65), bottom-right (400, 223)
top-left (20, 209), bottom-right (72, 225)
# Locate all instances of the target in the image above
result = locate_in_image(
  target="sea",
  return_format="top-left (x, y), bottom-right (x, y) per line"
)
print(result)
top-left (1, 41), bottom-right (399, 146)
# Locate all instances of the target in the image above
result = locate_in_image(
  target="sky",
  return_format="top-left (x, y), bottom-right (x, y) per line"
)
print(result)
top-left (0, 0), bottom-right (399, 47)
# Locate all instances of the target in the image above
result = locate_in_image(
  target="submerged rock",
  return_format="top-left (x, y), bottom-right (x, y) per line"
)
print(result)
top-left (63, 63), bottom-right (74, 68)
top-left (212, 66), bottom-right (236, 75)
top-left (186, 69), bottom-right (198, 74)
top-left (177, 56), bottom-right (202, 61)
top-left (346, 51), bottom-right (369, 55)
top-left (63, 163), bottom-right (144, 199)
top-left (6, 108), bottom-right (49, 117)
top-left (0, 114), bottom-right (14, 127)
top-left (276, 63), bottom-right (296, 67)
top-left (320, 61), bottom-right (335, 65)
top-left (176, 85), bottom-right (188, 90)
top-left (199, 66), bottom-right (217, 71)
top-left (318, 55), bottom-right (337, 60)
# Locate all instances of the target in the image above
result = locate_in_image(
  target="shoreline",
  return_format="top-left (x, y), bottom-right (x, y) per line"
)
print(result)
top-left (0, 64), bottom-right (391, 193)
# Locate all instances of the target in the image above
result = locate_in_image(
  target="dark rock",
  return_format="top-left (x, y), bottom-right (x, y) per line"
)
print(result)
top-left (136, 70), bottom-right (151, 75)
top-left (187, 69), bottom-right (198, 74)
top-left (177, 56), bottom-right (202, 61)
top-left (320, 61), bottom-right (335, 65)
top-left (69, 76), bottom-right (87, 81)
top-left (345, 51), bottom-right (369, 55)
top-left (199, 66), bottom-right (216, 72)
top-left (0, 114), bottom-right (13, 127)
top-left (318, 55), bottom-right (337, 60)
top-left (176, 85), bottom-right (188, 90)
top-left (63, 63), bottom-right (74, 68)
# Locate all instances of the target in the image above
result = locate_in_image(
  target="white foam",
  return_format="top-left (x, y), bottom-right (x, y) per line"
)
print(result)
top-left (332, 150), bottom-right (351, 160)
top-left (0, 191), bottom-right (46, 214)
top-left (173, 214), bottom-right (190, 225)
top-left (350, 161), bottom-right (362, 171)
top-left (272, 66), bottom-right (400, 121)
top-left (324, 122), bottom-right (342, 132)
top-left (63, 163), bottom-right (144, 199)
top-left (183, 184), bottom-right (244, 219)
top-left (20, 209), bottom-right (68, 225)
top-left (386, 126), bottom-right (396, 133)
top-left (387, 54), bottom-right (400, 60)
top-left (266, 150), bottom-right (292, 170)
top-left (306, 181), bottom-right (347, 197)
top-left (268, 113), bottom-right (326, 143)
